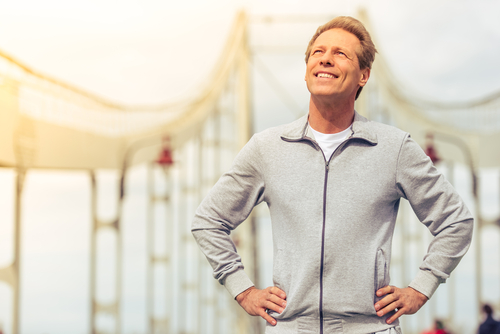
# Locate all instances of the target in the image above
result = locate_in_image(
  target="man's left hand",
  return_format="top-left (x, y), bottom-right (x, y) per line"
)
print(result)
top-left (374, 286), bottom-right (428, 324)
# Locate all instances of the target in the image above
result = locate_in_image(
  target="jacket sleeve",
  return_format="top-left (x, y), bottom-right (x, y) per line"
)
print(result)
top-left (395, 134), bottom-right (474, 298)
top-left (191, 135), bottom-right (265, 298)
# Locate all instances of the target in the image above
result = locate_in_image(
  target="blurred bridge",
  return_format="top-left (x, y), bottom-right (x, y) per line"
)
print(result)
top-left (0, 10), bottom-right (499, 334)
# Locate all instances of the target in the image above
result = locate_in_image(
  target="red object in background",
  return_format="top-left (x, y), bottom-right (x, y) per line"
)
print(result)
top-left (425, 133), bottom-right (440, 164)
top-left (421, 319), bottom-right (450, 334)
top-left (157, 136), bottom-right (174, 167)
top-left (422, 330), bottom-right (448, 334)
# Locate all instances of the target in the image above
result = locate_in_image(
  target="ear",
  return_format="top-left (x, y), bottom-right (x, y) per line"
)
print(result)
top-left (358, 68), bottom-right (370, 87)
top-left (305, 59), bottom-right (309, 81)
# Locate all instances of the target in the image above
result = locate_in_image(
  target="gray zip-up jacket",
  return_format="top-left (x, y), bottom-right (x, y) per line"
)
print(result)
top-left (192, 112), bottom-right (473, 334)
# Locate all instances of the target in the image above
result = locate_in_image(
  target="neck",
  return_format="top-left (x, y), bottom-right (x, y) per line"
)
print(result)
top-left (308, 95), bottom-right (355, 134)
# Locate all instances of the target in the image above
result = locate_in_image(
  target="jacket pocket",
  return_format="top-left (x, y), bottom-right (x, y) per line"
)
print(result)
top-left (374, 249), bottom-right (388, 302)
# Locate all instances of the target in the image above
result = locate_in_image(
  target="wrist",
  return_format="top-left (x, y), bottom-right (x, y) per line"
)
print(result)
top-left (236, 286), bottom-right (255, 303)
top-left (409, 287), bottom-right (428, 302)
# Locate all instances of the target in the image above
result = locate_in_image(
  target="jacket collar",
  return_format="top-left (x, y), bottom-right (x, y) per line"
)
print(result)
top-left (280, 110), bottom-right (378, 145)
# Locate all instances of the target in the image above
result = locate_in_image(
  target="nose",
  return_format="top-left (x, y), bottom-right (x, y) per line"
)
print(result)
top-left (319, 53), bottom-right (333, 66)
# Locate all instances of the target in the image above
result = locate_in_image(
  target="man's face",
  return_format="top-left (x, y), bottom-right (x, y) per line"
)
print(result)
top-left (305, 28), bottom-right (369, 102)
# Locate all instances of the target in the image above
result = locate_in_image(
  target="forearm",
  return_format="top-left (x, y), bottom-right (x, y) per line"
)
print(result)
top-left (192, 226), bottom-right (255, 297)
top-left (409, 217), bottom-right (473, 298)
top-left (191, 136), bottom-right (265, 296)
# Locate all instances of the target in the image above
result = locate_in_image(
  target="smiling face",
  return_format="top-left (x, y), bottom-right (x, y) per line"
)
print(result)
top-left (305, 28), bottom-right (370, 104)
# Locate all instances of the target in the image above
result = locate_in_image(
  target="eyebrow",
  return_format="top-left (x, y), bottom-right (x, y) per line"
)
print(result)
top-left (313, 45), bottom-right (353, 57)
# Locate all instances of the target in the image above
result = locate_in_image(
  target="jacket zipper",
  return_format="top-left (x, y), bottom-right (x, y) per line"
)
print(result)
top-left (319, 160), bottom-right (328, 334)
top-left (317, 137), bottom-right (352, 334)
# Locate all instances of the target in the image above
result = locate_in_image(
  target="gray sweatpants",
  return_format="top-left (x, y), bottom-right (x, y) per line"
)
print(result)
top-left (374, 326), bottom-right (402, 334)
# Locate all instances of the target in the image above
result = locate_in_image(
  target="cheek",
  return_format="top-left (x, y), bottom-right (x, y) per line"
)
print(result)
top-left (305, 66), bottom-right (314, 80)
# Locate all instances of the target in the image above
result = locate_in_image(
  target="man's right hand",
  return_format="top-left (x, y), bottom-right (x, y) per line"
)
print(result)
top-left (235, 286), bottom-right (287, 326)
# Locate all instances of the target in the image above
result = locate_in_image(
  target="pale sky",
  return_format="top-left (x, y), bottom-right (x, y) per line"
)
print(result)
top-left (0, 0), bottom-right (499, 333)
top-left (0, 0), bottom-right (499, 106)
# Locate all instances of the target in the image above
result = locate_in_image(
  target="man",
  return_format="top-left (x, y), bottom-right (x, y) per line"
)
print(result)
top-left (479, 304), bottom-right (499, 334)
top-left (192, 16), bottom-right (473, 333)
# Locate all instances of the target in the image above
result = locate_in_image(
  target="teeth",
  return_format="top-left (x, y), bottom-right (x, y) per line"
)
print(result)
top-left (318, 73), bottom-right (334, 78)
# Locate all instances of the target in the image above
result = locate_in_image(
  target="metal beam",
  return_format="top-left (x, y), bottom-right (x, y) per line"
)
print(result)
top-left (90, 170), bottom-right (122, 334)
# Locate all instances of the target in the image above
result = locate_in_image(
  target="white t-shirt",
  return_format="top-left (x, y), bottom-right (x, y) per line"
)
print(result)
top-left (309, 125), bottom-right (353, 162)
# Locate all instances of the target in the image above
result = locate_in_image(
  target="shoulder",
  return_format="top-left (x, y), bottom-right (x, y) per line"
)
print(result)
top-left (237, 118), bottom-right (301, 161)
top-left (252, 115), bottom-right (308, 144)
top-left (353, 112), bottom-right (409, 149)
top-left (365, 119), bottom-right (408, 141)
top-left (373, 121), bottom-right (411, 152)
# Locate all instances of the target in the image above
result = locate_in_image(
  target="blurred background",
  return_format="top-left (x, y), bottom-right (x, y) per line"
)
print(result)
top-left (0, 0), bottom-right (499, 334)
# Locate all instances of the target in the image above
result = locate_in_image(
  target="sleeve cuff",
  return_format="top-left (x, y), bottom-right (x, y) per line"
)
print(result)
top-left (223, 269), bottom-right (255, 299)
top-left (408, 269), bottom-right (442, 299)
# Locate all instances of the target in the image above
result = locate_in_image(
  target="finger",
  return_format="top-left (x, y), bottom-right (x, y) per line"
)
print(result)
top-left (258, 309), bottom-right (277, 326)
top-left (386, 307), bottom-right (406, 324)
top-left (375, 297), bottom-right (404, 317)
top-left (376, 285), bottom-right (394, 297)
top-left (267, 293), bottom-right (287, 308)
top-left (377, 300), bottom-right (400, 317)
top-left (270, 286), bottom-right (287, 299)
top-left (264, 300), bottom-right (285, 314)
top-left (375, 293), bottom-right (398, 311)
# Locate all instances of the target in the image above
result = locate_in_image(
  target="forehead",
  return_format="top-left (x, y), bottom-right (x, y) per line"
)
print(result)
top-left (313, 28), bottom-right (361, 50)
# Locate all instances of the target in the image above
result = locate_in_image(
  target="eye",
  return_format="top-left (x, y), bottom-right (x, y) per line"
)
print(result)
top-left (336, 51), bottom-right (347, 57)
top-left (313, 49), bottom-right (323, 55)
